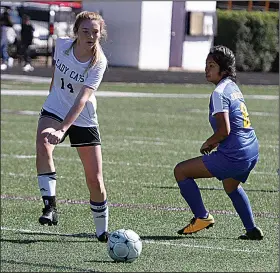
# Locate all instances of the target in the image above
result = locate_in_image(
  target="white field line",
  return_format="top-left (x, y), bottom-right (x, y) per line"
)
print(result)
top-left (1, 138), bottom-right (279, 149)
top-left (1, 74), bottom-right (279, 89)
top-left (1, 108), bottom-right (277, 117)
top-left (1, 89), bottom-right (278, 100)
top-left (1, 74), bottom-right (52, 83)
top-left (0, 168), bottom-right (275, 178)
top-left (0, 172), bottom-right (113, 184)
top-left (0, 168), bottom-right (277, 179)
top-left (1, 170), bottom-right (276, 180)
top-left (117, 135), bottom-right (279, 146)
top-left (0, 226), bottom-right (265, 254)
top-left (1, 153), bottom-right (277, 176)
top-left (1, 171), bottom-right (80, 179)
top-left (0, 153), bottom-right (175, 170)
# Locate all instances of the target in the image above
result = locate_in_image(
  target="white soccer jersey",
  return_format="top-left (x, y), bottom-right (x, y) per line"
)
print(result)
top-left (43, 37), bottom-right (107, 127)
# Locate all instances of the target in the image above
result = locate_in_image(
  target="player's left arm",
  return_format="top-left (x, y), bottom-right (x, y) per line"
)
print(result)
top-left (46, 85), bottom-right (94, 145)
top-left (200, 112), bottom-right (230, 155)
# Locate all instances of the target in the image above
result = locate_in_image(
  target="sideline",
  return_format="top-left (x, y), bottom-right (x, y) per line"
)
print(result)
top-left (1, 74), bottom-right (279, 88)
top-left (1, 74), bottom-right (51, 83)
top-left (1, 89), bottom-right (278, 100)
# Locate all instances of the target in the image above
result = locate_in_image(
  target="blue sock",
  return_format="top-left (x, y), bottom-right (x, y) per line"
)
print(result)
top-left (228, 187), bottom-right (255, 231)
top-left (177, 178), bottom-right (208, 218)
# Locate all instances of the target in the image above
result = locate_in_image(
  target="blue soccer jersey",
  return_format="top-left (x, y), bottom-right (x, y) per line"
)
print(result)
top-left (208, 77), bottom-right (259, 161)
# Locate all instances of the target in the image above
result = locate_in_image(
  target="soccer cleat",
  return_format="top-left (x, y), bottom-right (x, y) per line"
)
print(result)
top-left (238, 227), bottom-right (264, 240)
top-left (39, 207), bottom-right (58, 226)
top-left (177, 213), bottom-right (215, 235)
top-left (97, 231), bottom-right (109, 243)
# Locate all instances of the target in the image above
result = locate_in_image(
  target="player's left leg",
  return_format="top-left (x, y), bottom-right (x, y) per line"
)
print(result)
top-left (174, 156), bottom-right (215, 235)
top-left (76, 145), bottom-right (109, 242)
top-left (223, 178), bottom-right (263, 240)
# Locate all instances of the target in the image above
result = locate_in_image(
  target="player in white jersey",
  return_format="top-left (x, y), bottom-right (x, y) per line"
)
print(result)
top-left (174, 46), bottom-right (263, 240)
top-left (36, 11), bottom-right (109, 242)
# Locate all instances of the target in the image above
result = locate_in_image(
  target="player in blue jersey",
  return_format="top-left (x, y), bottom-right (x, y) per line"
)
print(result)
top-left (174, 45), bottom-right (263, 240)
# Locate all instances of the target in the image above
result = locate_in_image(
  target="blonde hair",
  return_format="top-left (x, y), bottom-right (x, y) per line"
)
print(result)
top-left (64, 11), bottom-right (107, 75)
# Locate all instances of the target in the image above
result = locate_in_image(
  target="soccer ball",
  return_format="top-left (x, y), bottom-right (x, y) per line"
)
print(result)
top-left (107, 229), bottom-right (142, 263)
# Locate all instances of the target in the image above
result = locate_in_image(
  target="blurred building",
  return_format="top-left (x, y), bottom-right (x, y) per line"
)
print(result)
top-left (82, 0), bottom-right (278, 72)
top-left (82, 1), bottom-right (217, 72)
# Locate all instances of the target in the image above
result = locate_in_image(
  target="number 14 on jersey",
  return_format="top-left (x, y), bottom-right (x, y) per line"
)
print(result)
top-left (61, 78), bottom-right (74, 93)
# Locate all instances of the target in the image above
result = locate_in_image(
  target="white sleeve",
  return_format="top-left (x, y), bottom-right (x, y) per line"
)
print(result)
top-left (211, 90), bottom-right (229, 116)
top-left (53, 38), bottom-right (62, 61)
top-left (84, 58), bottom-right (107, 90)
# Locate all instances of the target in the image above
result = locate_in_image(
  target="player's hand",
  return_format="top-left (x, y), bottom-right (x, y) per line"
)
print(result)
top-left (46, 130), bottom-right (65, 145)
top-left (200, 142), bottom-right (217, 155)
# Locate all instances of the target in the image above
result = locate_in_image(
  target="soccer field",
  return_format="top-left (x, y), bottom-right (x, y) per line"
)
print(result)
top-left (1, 80), bottom-right (279, 272)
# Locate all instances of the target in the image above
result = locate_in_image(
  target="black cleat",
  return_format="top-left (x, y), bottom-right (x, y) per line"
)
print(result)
top-left (97, 231), bottom-right (109, 243)
top-left (238, 227), bottom-right (264, 240)
top-left (39, 207), bottom-right (58, 226)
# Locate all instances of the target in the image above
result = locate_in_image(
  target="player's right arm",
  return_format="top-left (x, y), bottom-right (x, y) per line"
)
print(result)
top-left (49, 38), bottom-right (62, 93)
top-left (48, 67), bottom-right (55, 93)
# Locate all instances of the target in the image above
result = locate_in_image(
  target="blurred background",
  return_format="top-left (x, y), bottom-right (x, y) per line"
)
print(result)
top-left (0, 0), bottom-right (279, 75)
top-left (1, 3), bottom-right (279, 272)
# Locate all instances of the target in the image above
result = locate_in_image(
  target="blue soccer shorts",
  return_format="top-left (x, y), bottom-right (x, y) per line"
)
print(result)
top-left (202, 151), bottom-right (258, 183)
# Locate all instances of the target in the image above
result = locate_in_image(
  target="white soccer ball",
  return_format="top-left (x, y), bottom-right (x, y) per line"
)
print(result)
top-left (107, 229), bottom-right (142, 263)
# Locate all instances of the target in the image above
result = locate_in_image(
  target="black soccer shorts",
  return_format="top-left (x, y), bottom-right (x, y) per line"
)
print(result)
top-left (39, 109), bottom-right (101, 147)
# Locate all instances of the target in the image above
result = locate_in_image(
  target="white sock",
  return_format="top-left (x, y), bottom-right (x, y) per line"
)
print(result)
top-left (90, 200), bottom-right (109, 237)
top-left (38, 172), bottom-right (56, 197)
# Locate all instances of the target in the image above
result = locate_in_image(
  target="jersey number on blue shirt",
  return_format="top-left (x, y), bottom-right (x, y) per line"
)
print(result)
top-left (240, 102), bottom-right (251, 128)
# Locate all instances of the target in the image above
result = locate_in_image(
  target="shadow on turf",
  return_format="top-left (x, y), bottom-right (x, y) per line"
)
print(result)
top-left (141, 234), bottom-right (235, 240)
top-left (141, 235), bottom-right (183, 240)
top-left (1, 259), bottom-right (98, 272)
top-left (14, 230), bottom-right (180, 241)
top-left (0, 237), bottom-right (95, 244)
top-left (1, 231), bottom-right (102, 244)
top-left (18, 231), bottom-right (97, 238)
top-left (83, 259), bottom-right (121, 264)
top-left (1, 238), bottom-right (43, 244)
top-left (4, 230), bottom-right (235, 242)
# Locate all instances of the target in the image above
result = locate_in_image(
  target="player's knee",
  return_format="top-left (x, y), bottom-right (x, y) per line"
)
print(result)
top-left (36, 138), bottom-right (53, 158)
top-left (222, 179), bottom-right (240, 194)
top-left (87, 176), bottom-right (104, 189)
top-left (174, 163), bottom-right (185, 182)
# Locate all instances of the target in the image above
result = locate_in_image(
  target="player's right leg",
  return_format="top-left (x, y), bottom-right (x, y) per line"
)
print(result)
top-left (36, 112), bottom-right (62, 226)
top-left (174, 156), bottom-right (215, 235)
